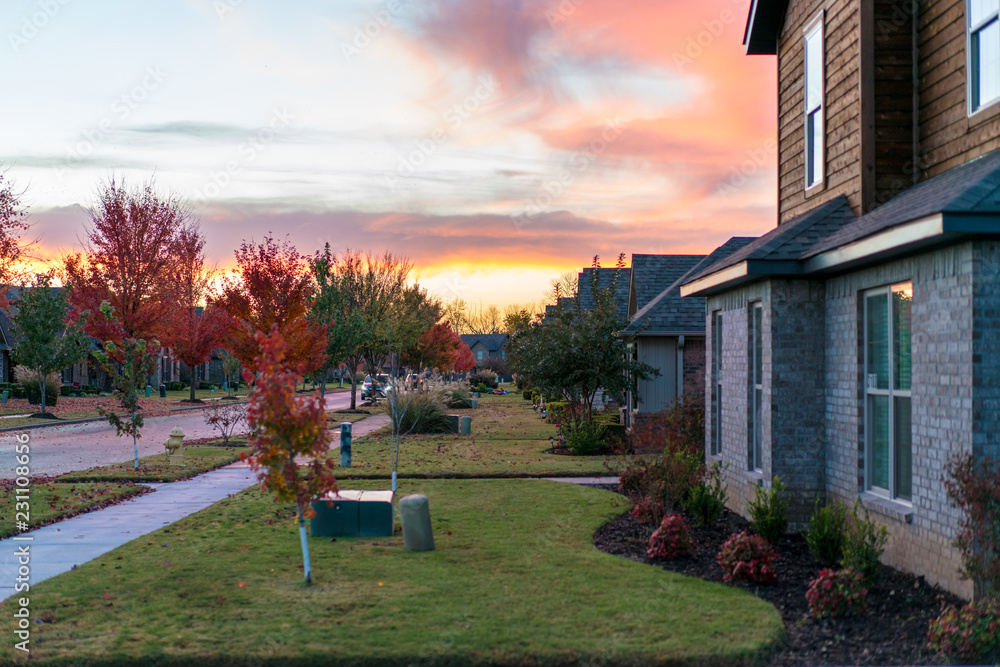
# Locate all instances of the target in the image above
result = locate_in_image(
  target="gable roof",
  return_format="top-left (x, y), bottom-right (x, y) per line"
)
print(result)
top-left (623, 238), bottom-right (756, 336)
top-left (459, 333), bottom-right (508, 351)
top-left (627, 254), bottom-right (704, 318)
top-left (578, 267), bottom-right (631, 321)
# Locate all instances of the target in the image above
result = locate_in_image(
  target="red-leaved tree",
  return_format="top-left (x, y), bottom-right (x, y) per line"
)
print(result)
top-left (162, 226), bottom-right (231, 401)
top-left (454, 341), bottom-right (477, 372)
top-left (213, 236), bottom-right (327, 376)
top-left (240, 327), bottom-right (338, 585)
top-left (401, 322), bottom-right (463, 371)
top-left (64, 177), bottom-right (192, 345)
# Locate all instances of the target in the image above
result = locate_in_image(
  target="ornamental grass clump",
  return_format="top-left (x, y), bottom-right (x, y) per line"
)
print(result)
top-left (717, 531), bottom-right (779, 583)
top-left (926, 600), bottom-right (1000, 663)
top-left (646, 513), bottom-right (693, 560)
top-left (393, 392), bottom-right (453, 434)
top-left (805, 568), bottom-right (867, 619)
top-left (806, 498), bottom-right (848, 568)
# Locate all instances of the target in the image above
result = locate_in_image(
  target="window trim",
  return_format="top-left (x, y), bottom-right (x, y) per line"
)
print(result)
top-left (749, 302), bottom-right (763, 471)
top-left (968, 0), bottom-right (1000, 116)
top-left (862, 283), bottom-right (913, 503)
top-left (711, 310), bottom-right (723, 456)
top-left (804, 12), bottom-right (825, 191)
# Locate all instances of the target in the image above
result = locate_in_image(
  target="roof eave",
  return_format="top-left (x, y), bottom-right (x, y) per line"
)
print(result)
top-left (744, 0), bottom-right (783, 55)
top-left (680, 258), bottom-right (804, 297)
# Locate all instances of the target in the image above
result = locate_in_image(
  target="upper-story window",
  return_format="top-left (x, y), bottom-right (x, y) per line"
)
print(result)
top-left (804, 15), bottom-right (824, 189)
top-left (970, 0), bottom-right (1000, 113)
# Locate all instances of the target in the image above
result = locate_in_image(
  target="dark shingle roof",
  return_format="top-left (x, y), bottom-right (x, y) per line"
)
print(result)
top-left (628, 255), bottom-right (704, 316)
top-left (805, 149), bottom-right (1000, 257)
top-left (684, 196), bottom-right (855, 284)
top-left (578, 267), bottom-right (631, 321)
top-left (459, 333), bottom-right (508, 351)
top-left (624, 238), bottom-right (756, 336)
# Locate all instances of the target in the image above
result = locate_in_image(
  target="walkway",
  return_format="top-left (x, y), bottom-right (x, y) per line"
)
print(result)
top-left (0, 414), bottom-right (389, 601)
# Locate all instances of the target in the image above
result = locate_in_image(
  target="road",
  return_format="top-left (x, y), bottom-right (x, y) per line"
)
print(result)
top-left (0, 391), bottom-right (361, 478)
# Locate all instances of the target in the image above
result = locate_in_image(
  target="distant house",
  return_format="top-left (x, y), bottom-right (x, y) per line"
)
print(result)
top-left (577, 267), bottom-right (631, 321)
top-left (680, 0), bottom-right (1000, 598)
top-left (623, 244), bottom-right (753, 419)
top-left (459, 333), bottom-right (509, 367)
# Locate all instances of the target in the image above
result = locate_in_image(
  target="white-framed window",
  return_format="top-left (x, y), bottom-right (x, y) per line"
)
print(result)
top-left (475, 350), bottom-right (483, 361)
top-left (804, 14), bottom-right (824, 189)
top-left (863, 283), bottom-right (912, 501)
top-left (711, 311), bottom-right (723, 456)
top-left (970, 0), bottom-right (1000, 113)
top-left (749, 302), bottom-right (763, 471)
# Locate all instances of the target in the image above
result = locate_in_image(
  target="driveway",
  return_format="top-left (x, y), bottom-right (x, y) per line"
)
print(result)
top-left (0, 391), bottom-right (360, 478)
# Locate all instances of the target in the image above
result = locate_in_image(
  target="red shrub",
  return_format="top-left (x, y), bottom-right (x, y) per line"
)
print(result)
top-left (805, 568), bottom-right (867, 619)
top-left (647, 514), bottom-right (693, 559)
top-left (717, 531), bottom-right (779, 583)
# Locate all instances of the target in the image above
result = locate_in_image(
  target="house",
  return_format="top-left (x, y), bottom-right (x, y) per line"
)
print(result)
top-left (459, 333), bottom-right (509, 367)
top-left (680, 0), bottom-right (1000, 598)
top-left (577, 267), bottom-right (631, 321)
top-left (623, 243), bottom-right (754, 419)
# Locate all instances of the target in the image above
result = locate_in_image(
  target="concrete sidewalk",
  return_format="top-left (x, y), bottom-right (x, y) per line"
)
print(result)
top-left (0, 414), bottom-right (391, 601)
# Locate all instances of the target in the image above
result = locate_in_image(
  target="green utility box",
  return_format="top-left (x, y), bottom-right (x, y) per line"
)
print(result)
top-left (310, 490), bottom-right (394, 537)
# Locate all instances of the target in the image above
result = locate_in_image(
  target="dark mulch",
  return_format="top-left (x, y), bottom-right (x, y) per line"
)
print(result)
top-left (591, 495), bottom-right (967, 666)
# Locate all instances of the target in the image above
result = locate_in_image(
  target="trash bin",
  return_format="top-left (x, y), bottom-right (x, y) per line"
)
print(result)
top-left (145, 384), bottom-right (151, 398)
top-left (159, 384), bottom-right (166, 398)
top-left (399, 494), bottom-right (434, 551)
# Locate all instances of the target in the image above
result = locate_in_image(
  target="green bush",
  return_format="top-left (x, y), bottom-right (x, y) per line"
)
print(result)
top-left (199, 382), bottom-right (221, 390)
top-left (15, 368), bottom-right (59, 407)
top-left (685, 462), bottom-right (728, 527)
top-left (841, 499), bottom-right (888, 585)
top-left (164, 381), bottom-right (186, 392)
top-left (563, 422), bottom-right (607, 455)
top-left (806, 498), bottom-right (848, 567)
top-left (392, 393), bottom-right (454, 434)
top-left (748, 476), bottom-right (788, 544)
top-left (467, 372), bottom-right (498, 389)
top-left (522, 389), bottom-right (532, 400)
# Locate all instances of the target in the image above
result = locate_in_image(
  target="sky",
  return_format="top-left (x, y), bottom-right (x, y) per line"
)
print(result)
top-left (1, 0), bottom-right (776, 308)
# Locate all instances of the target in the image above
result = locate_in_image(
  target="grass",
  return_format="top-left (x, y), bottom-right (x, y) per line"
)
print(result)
top-left (0, 481), bottom-right (149, 538)
top-left (1, 479), bottom-right (783, 666)
top-left (327, 409), bottom-right (382, 424)
top-left (56, 440), bottom-right (250, 483)
top-left (336, 391), bottom-right (612, 479)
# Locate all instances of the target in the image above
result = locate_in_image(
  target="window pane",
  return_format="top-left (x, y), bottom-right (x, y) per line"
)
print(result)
top-left (869, 394), bottom-right (890, 490)
top-left (806, 29), bottom-right (823, 110)
top-left (979, 20), bottom-right (1000, 107)
top-left (754, 387), bottom-right (763, 470)
top-left (971, 0), bottom-right (999, 27)
top-left (866, 294), bottom-right (889, 389)
top-left (812, 112), bottom-right (823, 184)
top-left (894, 396), bottom-right (912, 500)
top-left (754, 305), bottom-right (762, 385)
top-left (893, 285), bottom-right (912, 391)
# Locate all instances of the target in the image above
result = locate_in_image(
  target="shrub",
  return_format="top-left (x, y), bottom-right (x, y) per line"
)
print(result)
top-left (805, 568), bottom-right (867, 619)
top-left (165, 381), bottom-right (186, 392)
top-left (467, 371), bottom-right (498, 389)
top-left (15, 367), bottom-right (59, 407)
top-left (203, 402), bottom-right (248, 444)
top-left (522, 389), bottom-right (532, 401)
top-left (630, 494), bottom-right (667, 527)
top-left (748, 476), bottom-right (788, 544)
top-left (563, 421), bottom-right (607, 455)
top-left (717, 531), bottom-right (778, 583)
top-left (545, 401), bottom-right (569, 424)
top-left (392, 392), bottom-right (453, 434)
top-left (660, 393), bottom-right (705, 457)
top-left (647, 514), bottom-right (693, 559)
top-left (840, 499), bottom-right (888, 585)
top-left (685, 462), bottom-right (728, 527)
top-left (927, 601), bottom-right (1000, 663)
top-left (944, 454), bottom-right (1000, 599)
top-left (611, 445), bottom-right (704, 520)
top-left (440, 389), bottom-right (473, 409)
top-left (199, 381), bottom-right (220, 390)
top-left (806, 498), bottom-right (848, 568)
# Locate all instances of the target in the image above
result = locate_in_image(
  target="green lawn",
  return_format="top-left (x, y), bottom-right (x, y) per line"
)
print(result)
top-left (1, 479), bottom-right (782, 666)
top-left (337, 392), bottom-right (612, 479)
top-left (56, 442), bottom-right (250, 483)
top-left (0, 481), bottom-right (149, 538)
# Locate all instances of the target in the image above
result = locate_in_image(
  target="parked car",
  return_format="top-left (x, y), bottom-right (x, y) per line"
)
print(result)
top-left (404, 373), bottom-right (425, 390)
top-left (361, 374), bottom-right (393, 400)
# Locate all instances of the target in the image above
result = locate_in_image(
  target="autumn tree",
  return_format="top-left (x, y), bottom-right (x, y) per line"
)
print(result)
top-left (0, 169), bottom-right (32, 295)
top-left (454, 341), bottom-right (476, 372)
top-left (10, 273), bottom-right (90, 416)
top-left (309, 244), bottom-right (364, 399)
top-left (162, 226), bottom-right (231, 402)
top-left (63, 177), bottom-right (192, 345)
top-left (400, 322), bottom-right (464, 372)
top-left (213, 236), bottom-right (326, 376)
top-left (241, 327), bottom-right (337, 585)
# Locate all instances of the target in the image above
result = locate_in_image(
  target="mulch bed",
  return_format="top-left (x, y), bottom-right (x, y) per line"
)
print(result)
top-left (591, 493), bottom-right (967, 666)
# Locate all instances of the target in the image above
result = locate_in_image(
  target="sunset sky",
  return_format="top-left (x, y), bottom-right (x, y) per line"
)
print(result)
top-left (2, 0), bottom-right (776, 308)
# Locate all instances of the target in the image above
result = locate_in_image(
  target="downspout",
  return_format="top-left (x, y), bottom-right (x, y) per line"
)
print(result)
top-left (676, 335), bottom-right (685, 401)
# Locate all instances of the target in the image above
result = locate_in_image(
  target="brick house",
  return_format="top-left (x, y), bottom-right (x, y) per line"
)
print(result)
top-left (680, 0), bottom-right (1000, 598)
top-left (458, 334), bottom-right (509, 367)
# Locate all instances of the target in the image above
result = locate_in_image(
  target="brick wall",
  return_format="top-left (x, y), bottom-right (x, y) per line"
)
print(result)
top-left (972, 240), bottom-right (1000, 460)
top-left (682, 337), bottom-right (706, 398)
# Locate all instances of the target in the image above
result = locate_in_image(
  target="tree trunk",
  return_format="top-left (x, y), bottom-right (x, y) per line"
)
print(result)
top-left (297, 502), bottom-right (313, 585)
top-left (190, 380), bottom-right (196, 402)
top-left (38, 375), bottom-right (46, 415)
top-left (349, 372), bottom-right (357, 409)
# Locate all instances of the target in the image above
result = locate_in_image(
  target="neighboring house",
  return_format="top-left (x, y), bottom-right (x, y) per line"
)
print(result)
top-left (681, 0), bottom-right (1000, 598)
top-left (459, 334), bottom-right (509, 367)
top-left (623, 243), bottom-right (754, 420)
top-left (577, 267), bottom-right (631, 321)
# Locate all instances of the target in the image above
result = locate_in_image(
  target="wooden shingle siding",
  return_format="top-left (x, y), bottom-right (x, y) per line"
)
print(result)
top-left (917, 0), bottom-right (1000, 176)
top-left (778, 0), bottom-right (863, 223)
top-left (872, 0), bottom-right (915, 205)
